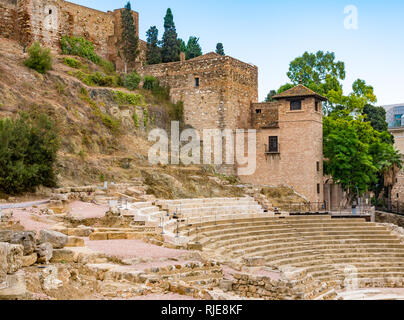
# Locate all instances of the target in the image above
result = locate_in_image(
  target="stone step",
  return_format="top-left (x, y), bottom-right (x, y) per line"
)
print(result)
top-left (269, 253), bottom-right (404, 267)
top-left (181, 219), bottom-right (376, 234)
top-left (236, 242), bottom-right (404, 259)
top-left (225, 237), bottom-right (404, 254)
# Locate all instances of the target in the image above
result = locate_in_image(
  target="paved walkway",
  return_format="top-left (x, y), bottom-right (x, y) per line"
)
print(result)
top-left (0, 199), bottom-right (50, 210)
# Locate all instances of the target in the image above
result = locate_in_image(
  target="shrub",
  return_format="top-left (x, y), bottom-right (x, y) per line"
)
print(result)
top-left (72, 70), bottom-right (120, 87)
top-left (169, 101), bottom-right (184, 122)
top-left (24, 42), bottom-right (52, 74)
top-left (113, 91), bottom-right (145, 106)
top-left (60, 36), bottom-right (115, 73)
top-left (63, 57), bottom-right (81, 69)
top-left (143, 75), bottom-right (158, 90)
top-left (124, 72), bottom-right (141, 90)
top-left (0, 113), bottom-right (59, 194)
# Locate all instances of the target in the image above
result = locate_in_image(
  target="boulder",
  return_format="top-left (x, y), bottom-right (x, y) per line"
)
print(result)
top-left (10, 231), bottom-right (36, 255)
top-left (0, 230), bottom-right (12, 242)
top-left (22, 253), bottom-right (38, 267)
top-left (65, 237), bottom-right (85, 247)
top-left (39, 230), bottom-right (68, 249)
top-left (0, 242), bottom-right (23, 274)
top-left (36, 242), bottom-right (53, 264)
top-left (0, 270), bottom-right (26, 300)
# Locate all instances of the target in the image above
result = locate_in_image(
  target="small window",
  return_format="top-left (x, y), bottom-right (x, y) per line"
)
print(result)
top-left (49, 9), bottom-right (52, 14)
top-left (397, 193), bottom-right (399, 198)
top-left (290, 100), bottom-right (302, 111)
top-left (268, 136), bottom-right (278, 153)
top-left (316, 161), bottom-right (320, 172)
top-left (194, 77), bottom-right (200, 87)
top-left (256, 109), bottom-right (262, 114)
top-left (317, 184), bottom-right (321, 194)
top-left (315, 101), bottom-right (319, 112)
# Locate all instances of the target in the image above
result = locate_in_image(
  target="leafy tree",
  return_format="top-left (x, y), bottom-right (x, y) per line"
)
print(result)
top-left (0, 113), bottom-right (59, 194)
top-left (24, 42), bottom-right (52, 74)
top-left (265, 90), bottom-right (277, 102)
top-left (363, 104), bottom-right (389, 133)
top-left (146, 26), bottom-right (162, 65)
top-left (185, 36), bottom-right (202, 60)
top-left (216, 43), bottom-right (225, 56)
top-left (178, 38), bottom-right (187, 54)
top-left (161, 8), bottom-right (180, 63)
top-left (120, 1), bottom-right (139, 72)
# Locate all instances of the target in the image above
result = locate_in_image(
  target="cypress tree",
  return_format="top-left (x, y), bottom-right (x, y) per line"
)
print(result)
top-left (216, 43), bottom-right (225, 56)
top-left (146, 26), bottom-right (162, 65)
top-left (161, 8), bottom-right (180, 63)
top-left (185, 36), bottom-right (202, 60)
top-left (121, 1), bottom-right (139, 72)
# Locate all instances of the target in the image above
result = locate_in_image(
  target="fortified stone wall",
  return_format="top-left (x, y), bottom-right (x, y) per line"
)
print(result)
top-left (0, 0), bottom-right (142, 70)
top-left (139, 53), bottom-right (258, 133)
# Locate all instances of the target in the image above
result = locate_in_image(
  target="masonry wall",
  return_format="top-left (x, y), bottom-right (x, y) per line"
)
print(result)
top-left (240, 97), bottom-right (324, 203)
top-left (0, 0), bottom-right (20, 40)
top-left (139, 54), bottom-right (258, 133)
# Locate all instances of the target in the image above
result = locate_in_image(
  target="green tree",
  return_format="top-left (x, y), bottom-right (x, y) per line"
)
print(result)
top-left (146, 26), bottom-right (162, 65)
top-left (178, 38), bottom-right (187, 54)
top-left (120, 1), bottom-right (139, 72)
top-left (185, 36), bottom-right (202, 60)
top-left (161, 8), bottom-right (180, 63)
top-left (264, 90), bottom-right (277, 102)
top-left (216, 43), bottom-right (225, 56)
top-left (24, 42), bottom-right (52, 74)
top-left (363, 104), bottom-right (389, 133)
top-left (0, 113), bottom-right (59, 194)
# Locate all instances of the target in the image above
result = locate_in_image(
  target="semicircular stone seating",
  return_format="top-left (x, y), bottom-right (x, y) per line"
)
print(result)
top-left (179, 215), bottom-right (404, 290)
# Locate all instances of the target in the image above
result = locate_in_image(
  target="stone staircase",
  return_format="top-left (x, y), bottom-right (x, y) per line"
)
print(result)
top-left (180, 215), bottom-right (404, 290)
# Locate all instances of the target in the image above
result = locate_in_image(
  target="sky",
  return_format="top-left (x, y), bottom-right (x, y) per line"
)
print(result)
top-left (69, 0), bottom-right (404, 105)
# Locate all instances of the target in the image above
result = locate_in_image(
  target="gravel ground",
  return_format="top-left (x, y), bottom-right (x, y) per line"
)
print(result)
top-left (126, 293), bottom-right (198, 300)
top-left (68, 201), bottom-right (109, 219)
top-left (11, 207), bottom-right (55, 234)
top-left (85, 239), bottom-right (189, 259)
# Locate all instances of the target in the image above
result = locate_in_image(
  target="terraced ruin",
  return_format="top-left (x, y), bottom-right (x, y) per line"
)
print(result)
top-left (2, 182), bottom-right (404, 300)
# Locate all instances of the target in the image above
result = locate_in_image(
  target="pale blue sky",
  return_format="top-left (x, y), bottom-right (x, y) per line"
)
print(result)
top-left (69, 0), bottom-right (404, 105)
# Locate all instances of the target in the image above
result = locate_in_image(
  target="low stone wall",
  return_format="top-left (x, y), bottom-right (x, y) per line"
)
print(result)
top-left (375, 211), bottom-right (404, 228)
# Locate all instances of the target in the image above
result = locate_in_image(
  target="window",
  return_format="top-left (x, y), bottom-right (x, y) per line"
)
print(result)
top-left (290, 100), bottom-right (302, 111)
top-left (49, 9), bottom-right (52, 14)
top-left (317, 184), bottom-right (321, 194)
top-left (315, 101), bottom-right (319, 112)
top-left (194, 77), bottom-right (200, 87)
top-left (317, 161), bottom-right (320, 172)
top-left (268, 136), bottom-right (279, 153)
top-left (256, 109), bottom-right (262, 114)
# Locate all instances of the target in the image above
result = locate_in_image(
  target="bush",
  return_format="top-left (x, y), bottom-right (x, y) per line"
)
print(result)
top-left (113, 91), bottom-right (145, 106)
top-left (24, 42), bottom-right (52, 74)
top-left (143, 75), bottom-right (158, 90)
top-left (0, 113), bottom-right (59, 194)
top-left (72, 70), bottom-right (120, 87)
top-left (124, 72), bottom-right (141, 90)
top-left (169, 101), bottom-right (184, 122)
top-left (63, 57), bottom-right (81, 69)
top-left (60, 36), bottom-right (115, 73)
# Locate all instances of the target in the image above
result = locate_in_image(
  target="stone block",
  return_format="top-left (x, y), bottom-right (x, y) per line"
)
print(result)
top-left (36, 242), bottom-right (53, 264)
top-left (50, 249), bottom-right (76, 263)
top-left (0, 270), bottom-right (26, 300)
top-left (22, 253), bottom-right (38, 267)
top-left (39, 230), bottom-right (68, 249)
top-left (10, 231), bottom-right (36, 255)
top-left (65, 237), bottom-right (85, 247)
top-left (89, 233), bottom-right (108, 241)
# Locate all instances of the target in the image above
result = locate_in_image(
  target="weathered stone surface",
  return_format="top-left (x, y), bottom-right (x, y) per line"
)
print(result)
top-left (39, 230), bottom-right (68, 249)
top-left (0, 230), bottom-right (12, 242)
top-left (36, 242), bottom-right (53, 264)
top-left (22, 253), bottom-right (37, 267)
top-left (0, 242), bottom-right (23, 274)
top-left (50, 249), bottom-right (75, 263)
top-left (65, 237), bottom-right (85, 247)
top-left (0, 270), bottom-right (26, 300)
top-left (40, 266), bottom-right (62, 291)
top-left (10, 231), bottom-right (36, 255)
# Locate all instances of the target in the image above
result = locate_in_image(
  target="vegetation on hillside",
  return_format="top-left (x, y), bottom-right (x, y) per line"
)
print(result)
top-left (24, 42), bottom-right (52, 74)
top-left (0, 113), bottom-right (59, 194)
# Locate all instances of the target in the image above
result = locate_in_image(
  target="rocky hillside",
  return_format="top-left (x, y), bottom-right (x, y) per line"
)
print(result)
top-left (0, 38), bottom-right (243, 199)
